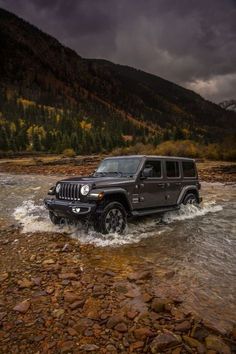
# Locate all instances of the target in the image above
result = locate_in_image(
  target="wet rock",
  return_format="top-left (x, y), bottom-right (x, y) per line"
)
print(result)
top-left (63, 291), bottom-right (81, 303)
top-left (150, 331), bottom-right (182, 353)
top-left (106, 315), bottom-right (126, 329)
top-left (93, 285), bottom-right (106, 296)
top-left (60, 341), bottom-right (74, 353)
top-left (127, 270), bottom-right (152, 282)
top-left (114, 322), bottom-right (127, 333)
top-left (126, 310), bottom-right (138, 320)
top-left (205, 335), bottom-right (231, 354)
top-left (52, 309), bottom-right (65, 318)
top-left (231, 325), bottom-right (236, 340)
top-left (0, 312), bottom-right (7, 321)
top-left (13, 299), bottom-right (30, 313)
top-left (133, 327), bottom-right (153, 340)
top-left (172, 348), bottom-right (182, 354)
top-left (183, 335), bottom-right (202, 348)
top-left (46, 286), bottom-right (54, 295)
top-left (130, 341), bottom-right (144, 351)
top-left (175, 320), bottom-right (191, 332)
top-left (106, 344), bottom-right (117, 353)
top-left (142, 292), bottom-right (153, 303)
top-left (104, 270), bottom-right (116, 277)
top-left (0, 272), bottom-right (9, 283)
top-left (191, 324), bottom-right (209, 341)
top-left (42, 259), bottom-right (55, 266)
top-left (69, 300), bottom-right (85, 310)
top-left (203, 320), bottom-right (227, 336)
top-left (151, 298), bottom-right (169, 313)
top-left (31, 277), bottom-right (42, 286)
top-left (79, 344), bottom-right (99, 351)
top-left (17, 278), bottom-right (33, 289)
top-left (67, 327), bottom-right (77, 336)
top-left (59, 273), bottom-right (78, 280)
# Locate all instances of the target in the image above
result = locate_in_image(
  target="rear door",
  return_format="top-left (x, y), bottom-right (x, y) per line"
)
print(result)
top-left (138, 159), bottom-right (166, 208)
top-left (164, 160), bottom-right (182, 205)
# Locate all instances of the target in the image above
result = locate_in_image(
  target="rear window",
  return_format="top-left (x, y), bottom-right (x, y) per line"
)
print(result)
top-left (182, 161), bottom-right (196, 177)
top-left (166, 161), bottom-right (180, 178)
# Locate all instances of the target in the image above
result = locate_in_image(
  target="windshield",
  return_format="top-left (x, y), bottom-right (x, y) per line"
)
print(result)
top-left (94, 157), bottom-right (141, 177)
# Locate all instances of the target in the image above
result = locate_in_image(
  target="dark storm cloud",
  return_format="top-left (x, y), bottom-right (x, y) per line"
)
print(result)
top-left (0, 0), bottom-right (235, 102)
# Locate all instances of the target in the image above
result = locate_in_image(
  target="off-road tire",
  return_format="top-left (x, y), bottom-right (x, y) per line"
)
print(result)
top-left (94, 201), bottom-right (127, 234)
top-left (183, 193), bottom-right (198, 205)
top-left (49, 211), bottom-right (62, 225)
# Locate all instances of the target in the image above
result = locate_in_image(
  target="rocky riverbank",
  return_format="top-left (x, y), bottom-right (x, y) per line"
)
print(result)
top-left (0, 226), bottom-right (235, 353)
top-left (0, 155), bottom-right (235, 183)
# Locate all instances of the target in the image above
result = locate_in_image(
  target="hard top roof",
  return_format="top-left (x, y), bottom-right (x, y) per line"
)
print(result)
top-left (104, 155), bottom-right (195, 161)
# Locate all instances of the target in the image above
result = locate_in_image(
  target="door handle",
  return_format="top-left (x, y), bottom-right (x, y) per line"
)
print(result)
top-left (157, 183), bottom-right (165, 188)
top-left (175, 182), bottom-right (181, 186)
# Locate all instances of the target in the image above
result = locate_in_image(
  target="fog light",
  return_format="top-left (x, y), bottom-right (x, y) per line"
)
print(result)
top-left (72, 207), bottom-right (81, 213)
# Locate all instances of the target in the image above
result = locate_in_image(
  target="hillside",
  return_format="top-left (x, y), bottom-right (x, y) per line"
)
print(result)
top-left (0, 7), bottom-right (235, 154)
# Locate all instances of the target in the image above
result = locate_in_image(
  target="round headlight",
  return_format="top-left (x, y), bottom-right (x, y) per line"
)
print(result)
top-left (56, 183), bottom-right (61, 193)
top-left (81, 184), bottom-right (90, 196)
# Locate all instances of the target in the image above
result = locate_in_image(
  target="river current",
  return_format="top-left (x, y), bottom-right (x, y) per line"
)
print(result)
top-left (0, 173), bottom-right (235, 331)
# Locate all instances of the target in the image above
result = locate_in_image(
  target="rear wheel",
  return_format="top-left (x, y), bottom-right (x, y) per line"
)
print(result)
top-left (182, 193), bottom-right (198, 205)
top-left (95, 202), bottom-right (127, 234)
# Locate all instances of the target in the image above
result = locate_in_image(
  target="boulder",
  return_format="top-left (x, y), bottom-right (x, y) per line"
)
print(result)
top-left (205, 335), bottom-right (231, 354)
top-left (150, 331), bottom-right (181, 353)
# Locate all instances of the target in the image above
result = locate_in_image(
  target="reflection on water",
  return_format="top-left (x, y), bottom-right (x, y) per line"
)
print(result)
top-left (0, 173), bottom-right (235, 330)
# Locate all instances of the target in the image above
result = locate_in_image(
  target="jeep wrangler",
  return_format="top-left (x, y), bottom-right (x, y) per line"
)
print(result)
top-left (44, 155), bottom-right (201, 234)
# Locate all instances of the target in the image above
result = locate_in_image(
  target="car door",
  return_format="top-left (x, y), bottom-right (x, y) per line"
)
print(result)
top-left (164, 160), bottom-right (182, 205)
top-left (137, 159), bottom-right (166, 209)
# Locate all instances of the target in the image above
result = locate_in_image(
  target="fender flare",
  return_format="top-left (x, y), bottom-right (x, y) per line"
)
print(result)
top-left (177, 185), bottom-right (199, 205)
top-left (88, 187), bottom-right (133, 211)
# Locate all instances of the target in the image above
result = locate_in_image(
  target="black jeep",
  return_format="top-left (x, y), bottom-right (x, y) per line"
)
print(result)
top-left (44, 155), bottom-right (201, 234)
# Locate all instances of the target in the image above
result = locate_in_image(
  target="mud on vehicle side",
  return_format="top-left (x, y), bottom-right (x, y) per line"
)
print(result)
top-left (44, 155), bottom-right (201, 234)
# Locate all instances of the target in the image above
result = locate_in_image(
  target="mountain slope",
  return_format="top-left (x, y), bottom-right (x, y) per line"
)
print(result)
top-left (0, 7), bottom-right (235, 154)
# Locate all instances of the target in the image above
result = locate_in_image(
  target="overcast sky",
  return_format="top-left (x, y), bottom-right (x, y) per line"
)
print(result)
top-left (1, 0), bottom-right (235, 102)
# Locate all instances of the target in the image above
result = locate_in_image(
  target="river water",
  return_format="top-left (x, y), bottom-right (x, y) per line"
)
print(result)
top-left (0, 173), bottom-right (235, 331)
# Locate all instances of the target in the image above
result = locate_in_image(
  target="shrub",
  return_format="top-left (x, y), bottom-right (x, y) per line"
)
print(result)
top-left (62, 148), bottom-right (76, 158)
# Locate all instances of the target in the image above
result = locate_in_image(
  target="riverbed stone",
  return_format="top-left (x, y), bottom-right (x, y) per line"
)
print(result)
top-left (133, 327), bottom-right (153, 340)
top-left (205, 335), bottom-right (231, 354)
top-left (13, 299), bottom-right (30, 313)
top-left (175, 320), bottom-right (191, 332)
top-left (151, 298), bottom-right (169, 312)
top-left (150, 331), bottom-right (182, 353)
top-left (106, 315), bottom-right (126, 329)
top-left (114, 322), bottom-right (127, 333)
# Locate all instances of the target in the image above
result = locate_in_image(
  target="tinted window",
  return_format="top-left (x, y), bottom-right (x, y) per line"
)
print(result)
top-left (182, 161), bottom-right (196, 177)
top-left (144, 160), bottom-right (162, 177)
top-left (166, 161), bottom-right (180, 178)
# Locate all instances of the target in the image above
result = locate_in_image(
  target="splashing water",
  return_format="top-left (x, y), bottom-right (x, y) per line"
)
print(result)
top-left (12, 197), bottom-right (223, 247)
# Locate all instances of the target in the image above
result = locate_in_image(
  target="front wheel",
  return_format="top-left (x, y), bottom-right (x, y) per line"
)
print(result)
top-left (49, 211), bottom-right (63, 225)
top-left (94, 202), bottom-right (127, 234)
top-left (182, 193), bottom-right (198, 205)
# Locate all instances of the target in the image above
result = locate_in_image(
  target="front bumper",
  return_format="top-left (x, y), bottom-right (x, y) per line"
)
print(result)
top-left (44, 198), bottom-right (97, 218)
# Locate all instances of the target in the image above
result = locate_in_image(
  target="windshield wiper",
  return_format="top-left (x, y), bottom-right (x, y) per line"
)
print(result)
top-left (93, 171), bottom-right (123, 177)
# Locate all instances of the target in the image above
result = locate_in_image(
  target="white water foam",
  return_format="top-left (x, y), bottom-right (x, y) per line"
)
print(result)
top-left (13, 198), bottom-right (223, 246)
top-left (163, 200), bottom-right (223, 223)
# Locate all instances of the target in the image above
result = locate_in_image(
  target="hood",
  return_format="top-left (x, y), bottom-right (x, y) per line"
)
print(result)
top-left (59, 176), bottom-right (135, 188)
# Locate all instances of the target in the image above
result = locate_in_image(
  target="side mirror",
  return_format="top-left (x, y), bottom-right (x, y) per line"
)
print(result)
top-left (141, 167), bottom-right (153, 179)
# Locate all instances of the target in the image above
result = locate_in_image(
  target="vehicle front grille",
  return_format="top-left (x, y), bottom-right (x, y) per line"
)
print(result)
top-left (58, 183), bottom-right (80, 200)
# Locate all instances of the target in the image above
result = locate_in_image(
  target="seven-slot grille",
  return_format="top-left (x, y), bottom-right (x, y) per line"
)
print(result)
top-left (58, 183), bottom-right (80, 200)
